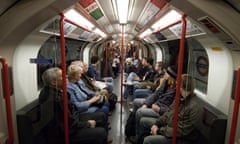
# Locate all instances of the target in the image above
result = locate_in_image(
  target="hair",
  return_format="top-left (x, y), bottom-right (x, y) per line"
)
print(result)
top-left (67, 65), bottom-right (83, 81)
top-left (42, 67), bottom-right (61, 86)
top-left (156, 61), bottom-right (163, 70)
top-left (181, 74), bottom-right (195, 94)
top-left (91, 56), bottom-right (100, 64)
top-left (71, 60), bottom-right (83, 67)
top-left (146, 57), bottom-right (154, 66)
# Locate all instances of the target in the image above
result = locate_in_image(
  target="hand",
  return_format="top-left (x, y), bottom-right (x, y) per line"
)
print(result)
top-left (146, 86), bottom-right (151, 89)
top-left (133, 76), bottom-right (140, 81)
top-left (88, 120), bottom-right (96, 128)
top-left (150, 125), bottom-right (159, 135)
top-left (141, 104), bottom-right (147, 108)
top-left (89, 96), bottom-right (100, 104)
top-left (152, 104), bottom-right (160, 112)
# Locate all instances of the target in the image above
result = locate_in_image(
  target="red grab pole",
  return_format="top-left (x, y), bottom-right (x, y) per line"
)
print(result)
top-left (105, 40), bottom-right (108, 77)
top-left (229, 67), bottom-right (240, 144)
top-left (59, 14), bottom-right (69, 144)
top-left (120, 25), bottom-right (125, 113)
top-left (138, 38), bottom-right (141, 71)
top-left (172, 15), bottom-right (187, 144)
top-left (0, 57), bottom-right (14, 144)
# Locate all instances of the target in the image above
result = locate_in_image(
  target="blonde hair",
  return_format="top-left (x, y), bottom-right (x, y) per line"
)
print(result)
top-left (181, 74), bottom-right (195, 93)
top-left (67, 65), bottom-right (83, 81)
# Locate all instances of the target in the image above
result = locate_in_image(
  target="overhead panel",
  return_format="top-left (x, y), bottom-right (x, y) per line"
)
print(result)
top-left (79, 0), bottom-right (113, 34)
top-left (40, 17), bottom-right (101, 42)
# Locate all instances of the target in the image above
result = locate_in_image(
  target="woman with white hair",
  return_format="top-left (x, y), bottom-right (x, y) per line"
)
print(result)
top-left (67, 65), bottom-right (109, 114)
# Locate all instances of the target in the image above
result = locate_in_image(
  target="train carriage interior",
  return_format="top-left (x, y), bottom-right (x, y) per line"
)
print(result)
top-left (0, 0), bottom-right (240, 144)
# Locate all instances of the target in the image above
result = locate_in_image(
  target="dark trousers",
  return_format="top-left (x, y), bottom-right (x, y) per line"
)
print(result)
top-left (70, 112), bottom-right (107, 144)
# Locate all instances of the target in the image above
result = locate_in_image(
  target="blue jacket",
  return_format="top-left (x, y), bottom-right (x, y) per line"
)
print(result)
top-left (77, 79), bottom-right (96, 97)
top-left (87, 65), bottom-right (102, 81)
top-left (67, 81), bottom-right (90, 113)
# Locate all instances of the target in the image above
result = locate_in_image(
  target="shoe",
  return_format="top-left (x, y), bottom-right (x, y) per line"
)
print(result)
top-left (129, 108), bottom-right (133, 112)
top-left (108, 125), bottom-right (111, 130)
top-left (107, 137), bottom-right (113, 144)
top-left (123, 82), bottom-right (133, 86)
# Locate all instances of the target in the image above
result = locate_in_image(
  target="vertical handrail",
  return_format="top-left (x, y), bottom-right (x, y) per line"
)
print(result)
top-left (229, 67), bottom-right (240, 144)
top-left (0, 57), bottom-right (14, 144)
top-left (59, 14), bottom-right (69, 144)
top-left (105, 40), bottom-right (108, 77)
top-left (120, 24), bottom-right (125, 114)
top-left (138, 38), bottom-right (141, 72)
top-left (172, 15), bottom-right (187, 144)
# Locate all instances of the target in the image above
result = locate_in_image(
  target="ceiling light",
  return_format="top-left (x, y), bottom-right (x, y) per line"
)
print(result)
top-left (64, 9), bottom-right (95, 31)
top-left (139, 29), bottom-right (152, 38)
top-left (151, 10), bottom-right (182, 30)
top-left (94, 28), bottom-right (107, 38)
top-left (116, 0), bottom-right (129, 24)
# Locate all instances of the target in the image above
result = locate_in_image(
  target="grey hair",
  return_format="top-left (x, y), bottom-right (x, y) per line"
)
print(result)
top-left (67, 65), bottom-right (83, 81)
top-left (42, 67), bottom-right (61, 86)
top-left (71, 60), bottom-right (83, 67)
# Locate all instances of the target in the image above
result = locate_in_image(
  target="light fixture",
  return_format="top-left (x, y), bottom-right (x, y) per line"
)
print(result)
top-left (94, 28), bottom-right (107, 38)
top-left (151, 10), bottom-right (182, 30)
top-left (139, 28), bottom-right (152, 38)
top-left (64, 9), bottom-right (95, 31)
top-left (116, 0), bottom-right (129, 24)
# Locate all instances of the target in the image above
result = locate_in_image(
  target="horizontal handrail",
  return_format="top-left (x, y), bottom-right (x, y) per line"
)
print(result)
top-left (0, 57), bottom-right (14, 144)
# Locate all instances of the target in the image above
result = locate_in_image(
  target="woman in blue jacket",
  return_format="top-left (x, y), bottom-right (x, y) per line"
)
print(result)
top-left (67, 65), bottom-right (109, 114)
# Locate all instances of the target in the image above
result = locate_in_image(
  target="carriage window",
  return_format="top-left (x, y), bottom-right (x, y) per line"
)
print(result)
top-left (37, 36), bottom-right (86, 89)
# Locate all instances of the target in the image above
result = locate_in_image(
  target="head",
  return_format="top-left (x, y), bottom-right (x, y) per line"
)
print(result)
top-left (67, 65), bottom-right (83, 82)
top-left (155, 61), bottom-right (163, 72)
top-left (163, 65), bottom-right (177, 87)
top-left (83, 62), bottom-right (89, 73)
top-left (42, 67), bottom-right (64, 90)
top-left (91, 56), bottom-right (100, 65)
top-left (141, 57), bottom-right (147, 66)
top-left (146, 57), bottom-right (154, 67)
top-left (180, 74), bottom-right (195, 98)
top-left (71, 60), bottom-right (83, 68)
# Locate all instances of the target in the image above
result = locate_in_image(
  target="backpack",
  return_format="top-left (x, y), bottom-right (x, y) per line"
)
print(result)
top-left (108, 93), bottom-right (118, 111)
top-left (125, 112), bottom-right (136, 138)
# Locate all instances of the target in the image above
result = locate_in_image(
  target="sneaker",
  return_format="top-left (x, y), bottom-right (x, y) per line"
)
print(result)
top-left (123, 82), bottom-right (133, 86)
top-left (129, 108), bottom-right (134, 112)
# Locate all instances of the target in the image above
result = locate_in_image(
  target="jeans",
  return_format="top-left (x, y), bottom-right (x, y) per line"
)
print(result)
top-left (103, 77), bottom-right (114, 93)
top-left (137, 117), bottom-right (157, 144)
top-left (143, 135), bottom-right (172, 144)
top-left (133, 98), bottom-right (145, 111)
top-left (133, 89), bottom-right (152, 99)
top-left (136, 108), bottom-right (160, 140)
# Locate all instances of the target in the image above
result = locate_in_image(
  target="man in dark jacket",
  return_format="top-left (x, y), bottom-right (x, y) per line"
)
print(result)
top-left (39, 67), bottom-right (107, 144)
top-left (140, 74), bottom-right (201, 144)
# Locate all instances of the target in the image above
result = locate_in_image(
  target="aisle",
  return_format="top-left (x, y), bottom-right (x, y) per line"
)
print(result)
top-left (108, 74), bottom-right (132, 144)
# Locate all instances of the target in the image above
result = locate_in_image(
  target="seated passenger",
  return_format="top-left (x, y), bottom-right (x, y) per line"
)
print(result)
top-left (67, 65), bottom-right (109, 115)
top-left (71, 60), bottom-right (108, 96)
top-left (134, 65), bottom-right (177, 143)
top-left (133, 61), bottom-right (165, 99)
top-left (71, 60), bottom-right (100, 92)
top-left (140, 74), bottom-right (201, 144)
top-left (123, 57), bottom-right (154, 99)
top-left (87, 55), bottom-right (114, 93)
top-left (39, 67), bottom-right (107, 144)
